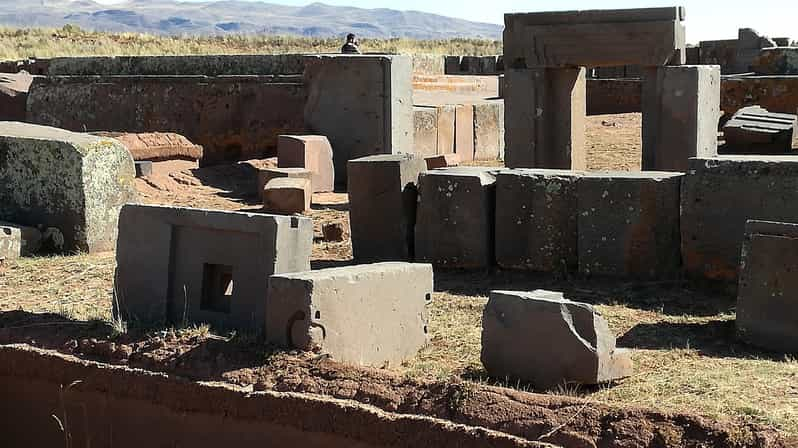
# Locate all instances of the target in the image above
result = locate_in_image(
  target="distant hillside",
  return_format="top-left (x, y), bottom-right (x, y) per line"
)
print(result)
top-left (0, 0), bottom-right (503, 39)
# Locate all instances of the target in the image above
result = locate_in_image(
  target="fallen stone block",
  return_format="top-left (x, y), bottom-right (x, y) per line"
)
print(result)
top-left (425, 153), bottom-right (460, 170)
top-left (115, 204), bottom-right (312, 331)
top-left (277, 135), bottom-right (335, 193)
top-left (134, 161), bottom-right (153, 178)
top-left (263, 178), bottom-right (311, 215)
top-left (0, 122), bottom-right (136, 253)
top-left (415, 167), bottom-right (497, 268)
top-left (682, 156), bottom-right (798, 284)
top-left (257, 167), bottom-right (312, 198)
top-left (0, 222), bottom-right (42, 261)
top-left (348, 154), bottom-right (426, 262)
top-left (94, 132), bottom-right (203, 162)
top-left (495, 169), bottom-right (581, 274)
top-left (578, 172), bottom-right (683, 279)
top-left (481, 290), bottom-right (633, 388)
top-left (723, 106), bottom-right (797, 154)
top-left (737, 220), bottom-right (798, 353)
top-left (267, 262), bottom-right (432, 367)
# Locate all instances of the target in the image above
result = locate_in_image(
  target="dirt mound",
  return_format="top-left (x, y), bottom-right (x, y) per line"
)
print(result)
top-left (0, 312), bottom-right (790, 448)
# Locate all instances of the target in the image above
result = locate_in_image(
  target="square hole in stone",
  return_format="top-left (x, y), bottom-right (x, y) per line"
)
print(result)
top-left (201, 263), bottom-right (234, 313)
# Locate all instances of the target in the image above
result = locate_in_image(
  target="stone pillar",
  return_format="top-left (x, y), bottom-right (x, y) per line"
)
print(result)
top-left (504, 67), bottom-right (586, 170)
top-left (303, 55), bottom-right (414, 184)
top-left (642, 65), bottom-right (720, 172)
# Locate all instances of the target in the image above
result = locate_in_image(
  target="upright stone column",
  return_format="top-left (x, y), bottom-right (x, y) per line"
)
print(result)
top-left (642, 65), bottom-right (720, 172)
top-left (504, 67), bottom-right (586, 170)
top-left (303, 55), bottom-right (414, 184)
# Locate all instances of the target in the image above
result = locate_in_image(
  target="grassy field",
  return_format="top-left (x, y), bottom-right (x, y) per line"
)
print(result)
top-left (0, 26), bottom-right (501, 61)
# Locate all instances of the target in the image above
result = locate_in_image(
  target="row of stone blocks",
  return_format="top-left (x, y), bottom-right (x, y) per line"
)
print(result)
top-left (350, 154), bottom-right (798, 284)
top-left (114, 204), bottom-right (431, 368)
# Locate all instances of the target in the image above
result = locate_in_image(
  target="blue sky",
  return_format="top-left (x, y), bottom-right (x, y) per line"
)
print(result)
top-left (92, 0), bottom-right (796, 43)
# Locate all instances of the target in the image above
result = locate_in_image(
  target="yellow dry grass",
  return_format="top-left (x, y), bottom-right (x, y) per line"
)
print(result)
top-left (0, 26), bottom-right (501, 61)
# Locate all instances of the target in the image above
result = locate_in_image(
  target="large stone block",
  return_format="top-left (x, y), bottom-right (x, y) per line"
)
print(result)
top-left (722, 106), bottom-right (797, 154)
top-left (115, 204), bottom-right (312, 331)
top-left (413, 106), bottom-right (438, 157)
top-left (578, 172), bottom-right (683, 279)
top-left (415, 167), bottom-right (497, 268)
top-left (681, 156), bottom-right (798, 284)
top-left (455, 104), bottom-right (475, 161)
top-left (0, 122), bottom-right (136, 253)
top-left (495, 169), bottom-right (581, 274)
top-left (303, 55), bottom-right (414, 183)
top-left (277, 135), bottom-right (335, 193)
top-left (94, 132), bottom-right (203, 162)
top-left (262, 178), bottom-right (311, 215)
top-left (642, 65), bottom-right (720, 172)
top-left (266, 262), bottom-right (432, 367)
top-left (257, 167), bottom-right (312, 199)
top-left (348, 154), bottom-right (426, 262)
top-left (474, 101), bottom-right (505, 161)
top-left (752, 47), bottom-right (798, 76)
top-left (444, 56), bottom-right (462, 74)
top-left (504, 68), bottom-right (586, 170)
top-left (481, 290), bottom-right (632, 388)
top-left (46, 54), bottom-right (308, 76)
top-left (26, 76), bottom-right (306, 166)
top-left (737, 220), bottom-right (798, 353)
top-left (0, 222), bottom-right (42, 261)
top-left (436, 105), bottom-right (455, 155)
top-left (0, 72), bottom-right (30, 122)
top-left (504, 7), bottom-right (685, 68)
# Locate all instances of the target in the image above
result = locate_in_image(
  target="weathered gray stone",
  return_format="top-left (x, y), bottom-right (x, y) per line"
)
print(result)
top-left (348, 154), bottom-right (426, 262)
top-left (642, 65), bottom-right (720, 171)
top-left (481, 290), bottom-right (633, 388)
top-left (0, 122), bottom-right (136, 253)
top-left (473, 101), bottom-right (505, 161)
top-left (277, 135), bottom-right (335, 193)
top-left (495, 169), bottom-right (582, 274)
top-left (504, 68), bottom-right (586, 170)
top-left (681, 156), bottom-right (798, 284)
top-left (0, 222), bottom-right (42, 261)
top-left (303, 55), bottom-right (414, 183)
top-left (752, 47), bottom-right (798, 75)
top-left (737, 220), bottom-right (798, 353)
top-left (263, 177), bottom-right (311, 215)
top-left (415, 167), bottom-right (497, 268)
top-left (257, 167), bottom-right (312, 199)
top-left (266, 262), bottom-right (432, 367)
top-left (504, 7), bottom-right (685, 69)
top-left (579, 172), bottom-right (683, 279)
top-left (455, 104), bottom-right (475, 161)
top-left (413, 106), bottom-right (438, 157)
top-left (46, 54), bottom-right (307, 76)
top-left (115, 204), bottom-right (312, 331)
top-left (723, 106), bottom-right (797, 153)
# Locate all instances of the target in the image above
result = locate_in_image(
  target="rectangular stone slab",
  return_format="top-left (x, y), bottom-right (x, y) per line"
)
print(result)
top-left (0, 222), bottom-right (42, 261)
top-left (115, 204), bottom-right (313, 332)
top-left (473, 101), bottom-right (505, 161)
top-left (348, 154), bottom-right (426, 262)
top-left (415, 167), bottom-right (498, 268)
top-left (277, 135), bottom-right (335, 193)
top-left (578, 171), bottom-right (683, 279)
top-left (413, 106), bottom-right (438, 157)
top-left (681, 156), bottom-right (798, 284)
top-left (267, 263), bottom-right (432, 367)
top-left (495, 169), bottom-right (582, 274)
top-left (0, 122), bottom-right (136, 253)
top-left (481, 290), bottom-right (632, 388)
top-left (737, 220), bottom-right (798, 353)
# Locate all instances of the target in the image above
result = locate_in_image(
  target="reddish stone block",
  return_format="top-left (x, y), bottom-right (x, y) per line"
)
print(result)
top-left (277, 135), bottom-right (335, 193)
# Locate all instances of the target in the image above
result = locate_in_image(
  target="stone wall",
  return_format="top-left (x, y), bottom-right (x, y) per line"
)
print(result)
top-left (46, 54), bottom-right (308, 76)
top-left (586, 78), bottom-right (642, 115)
top-left (26, 75), bottom-right (307, 165)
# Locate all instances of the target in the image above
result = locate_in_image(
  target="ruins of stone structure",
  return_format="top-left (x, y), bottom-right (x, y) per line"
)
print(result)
top-left (267, 263), bottom-right (432, 367)
top-left (723, 106), bottom-right (798, 153)
top-left (0, 122), bottom-right (136, 253)
top-left (263, 177), bottom-right (312, 214)
top-left (94, 132), bottom-right (204, 162)
top-left (481, 290), bottom-right (632, 388)
top-left (115, 204), bottom-right (313, 331)
top-left (257, 167), bottom-right (312, 200)
top-left (277, 135), bottom-right (335, 193)
top-left (737, 220), bottom-right (798, 353)
top-left (0, 222), bottom-right (41, 261)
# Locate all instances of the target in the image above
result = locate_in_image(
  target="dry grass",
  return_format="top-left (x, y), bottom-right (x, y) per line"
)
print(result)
top-left (0, 26), bottom-right (501, 61)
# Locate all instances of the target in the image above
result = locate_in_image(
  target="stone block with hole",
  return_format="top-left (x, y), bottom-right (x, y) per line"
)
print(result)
top-left (257, 167), bottom-right (312, 199)
top-left (114, 204), bottom-right (312, 332)
top-left (348, 154), bottom-right (426, 262)
top-left (0, 222), bottom-right (42, 261)
top-left (481, 290), bottom-right (633, 388)
top-left (495, 169), bottom-right (582, 274)
top-left (737, 220), bottom-right (798, 353)
top-left (277, 135), bottom-right (335, 193)
top-left (263, 177), bottom-right (311, 215)
top-left (415, 167), bottom-right (498, 268)
top-left (578, 172), bottom-right (683, 279)
top-left (267, 262), bottom-right (432, 367)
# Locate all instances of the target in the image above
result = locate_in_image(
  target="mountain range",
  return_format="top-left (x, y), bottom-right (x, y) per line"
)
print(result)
top-left (0, 0), bottom-right (503, 39)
